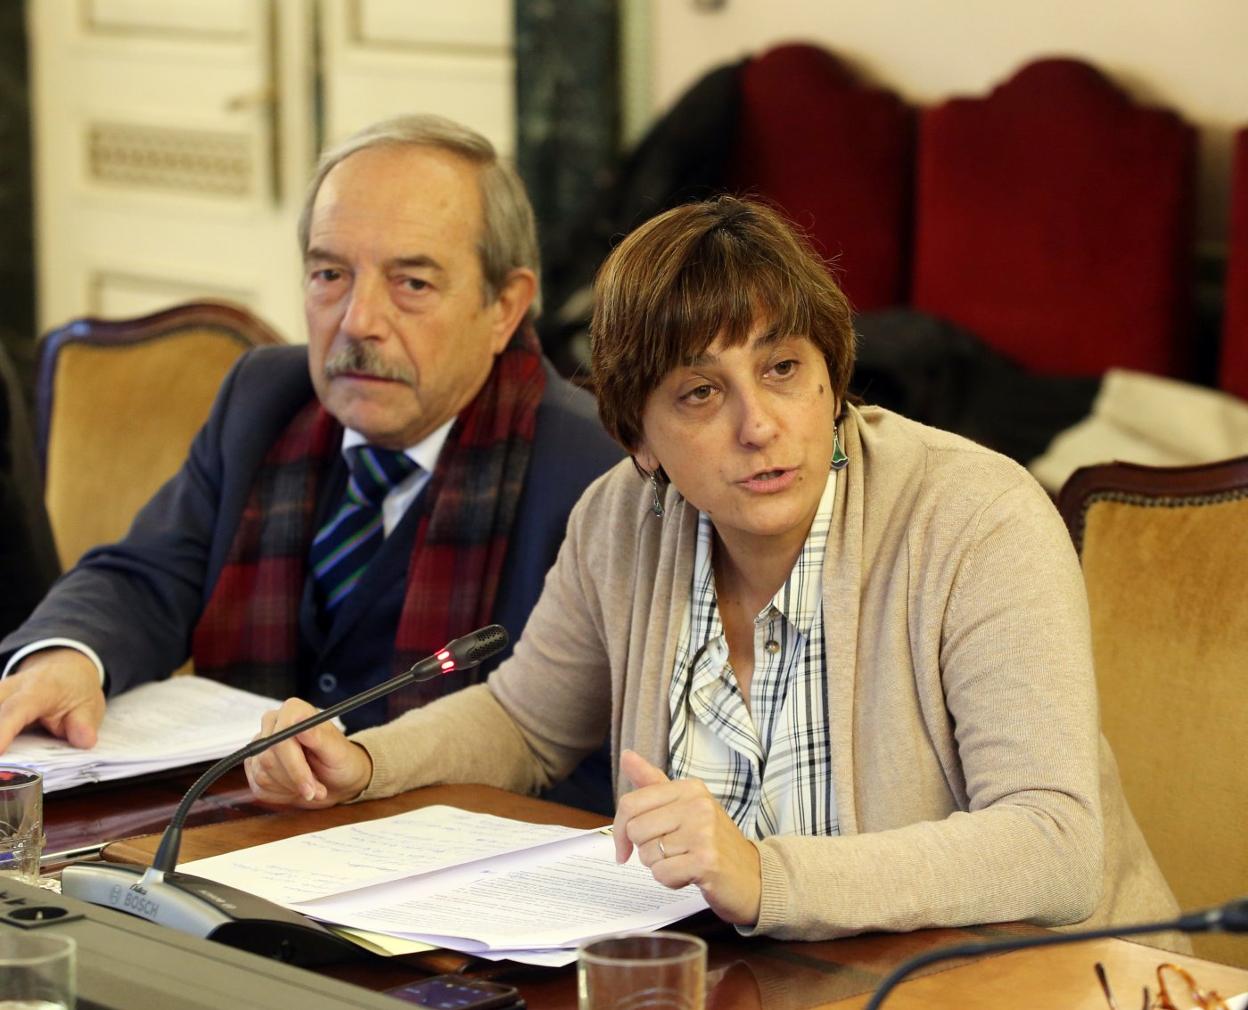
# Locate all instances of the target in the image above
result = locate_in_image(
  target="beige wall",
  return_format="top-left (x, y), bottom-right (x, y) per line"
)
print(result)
top-left (29, 0), bottom-right (514, 336)
top-left (646, 0), bottom-right (1248, 249)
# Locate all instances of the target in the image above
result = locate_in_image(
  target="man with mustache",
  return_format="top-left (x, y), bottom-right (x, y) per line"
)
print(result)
top-left (0, 115), bottom-right (620, 808)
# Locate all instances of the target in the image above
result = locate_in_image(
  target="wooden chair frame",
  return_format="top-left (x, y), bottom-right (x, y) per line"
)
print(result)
top-left (34, 300), bottom-right (285, 479)
top-left (1058, 455), bottom-right (1248, 553)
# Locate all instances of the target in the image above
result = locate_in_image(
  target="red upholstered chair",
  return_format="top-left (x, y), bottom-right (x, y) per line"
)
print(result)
top-left (727, 43), bottom-right (914, 311)
top-left (912, 58), bottom-right (1196, 377)
top-left (1221, 127), bottom-right (1248, 401)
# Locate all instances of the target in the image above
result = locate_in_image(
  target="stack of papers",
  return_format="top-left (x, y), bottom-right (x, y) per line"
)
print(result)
top-left (182, 805), bottom-right (710, 966)
top-left (4, 677), bottom-right (281, 791)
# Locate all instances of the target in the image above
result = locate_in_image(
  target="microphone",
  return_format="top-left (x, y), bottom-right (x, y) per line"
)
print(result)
top-left (864, 898), bottom-right (1248, 1010)
top-left (60, 624), bottom-right (509, 967)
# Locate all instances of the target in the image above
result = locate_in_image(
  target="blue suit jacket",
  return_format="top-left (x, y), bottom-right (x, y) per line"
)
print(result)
top-left (2, 346), bottom-right (621, 808)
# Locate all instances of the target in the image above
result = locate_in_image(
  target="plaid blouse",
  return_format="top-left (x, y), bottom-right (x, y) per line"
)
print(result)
top-left (668, 472), bottom-right (840, 841)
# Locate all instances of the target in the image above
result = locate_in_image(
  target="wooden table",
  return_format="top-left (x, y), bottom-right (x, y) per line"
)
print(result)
top-left (42, 765), bottom-right (270, 864)
top-left (92, 779), bottom-right (1248, 1010)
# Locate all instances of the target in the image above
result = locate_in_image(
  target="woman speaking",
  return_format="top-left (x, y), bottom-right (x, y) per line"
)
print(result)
top-left (245, 197), bottom-right (1179, 941)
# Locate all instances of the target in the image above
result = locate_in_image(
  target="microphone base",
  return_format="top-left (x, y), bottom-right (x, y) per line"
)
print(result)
top-left (60, 861), bottom-right (362, 967)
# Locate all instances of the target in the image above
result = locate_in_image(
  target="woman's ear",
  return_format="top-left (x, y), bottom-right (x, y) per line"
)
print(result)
top-left (632, 442), bottom-right (659, 475)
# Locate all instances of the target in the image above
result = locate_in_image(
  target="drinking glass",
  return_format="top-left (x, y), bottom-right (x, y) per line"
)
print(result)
top-left (0, 932), bottom-right (76, 1009)
top-left (578, 931), bottom-right (706, 1010)
top-left (0, 767), bottom-right (42, 884)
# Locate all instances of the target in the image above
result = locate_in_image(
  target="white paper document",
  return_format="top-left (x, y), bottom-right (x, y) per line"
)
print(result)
top-left (182, 805), bottom-right (599, 906)
top-left (182, 805), bottom-right (709, 965)
top-left (4, 677), bottom-right (282, 791)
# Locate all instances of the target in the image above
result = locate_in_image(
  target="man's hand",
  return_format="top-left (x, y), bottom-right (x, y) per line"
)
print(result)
top-left (243, 697), bottom-right (373, 809)
top-left (0, 648), bottom-right (106, 753)
top-left (612, 749), bottom-right (762, 927)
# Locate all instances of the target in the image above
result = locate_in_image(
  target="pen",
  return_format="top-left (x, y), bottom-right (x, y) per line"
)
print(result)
top-left (40, 841), bottom-right (108, 867)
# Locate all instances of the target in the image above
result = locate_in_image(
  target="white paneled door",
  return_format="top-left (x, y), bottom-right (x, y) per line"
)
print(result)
top-left (30, 0), bottom-right (515, 342)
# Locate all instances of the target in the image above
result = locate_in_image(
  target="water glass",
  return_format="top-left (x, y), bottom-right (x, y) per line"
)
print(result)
top-left (0, 767), bottom-right (42, 884)
top-left (578, 931), bottom-right (707, 1010)
top-left (0, 932), bottom-right (76, 1009)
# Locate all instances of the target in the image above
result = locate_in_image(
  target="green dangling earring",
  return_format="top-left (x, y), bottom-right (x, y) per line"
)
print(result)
top-left (830, 424), bottom-right (848, 471)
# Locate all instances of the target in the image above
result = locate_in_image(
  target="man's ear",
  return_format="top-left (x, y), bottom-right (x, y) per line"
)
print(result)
top-left (488, 268), bottom-right (538, 353)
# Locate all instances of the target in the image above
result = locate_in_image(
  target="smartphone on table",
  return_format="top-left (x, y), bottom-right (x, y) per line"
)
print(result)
top-left (384, 974), bottom-right (524, 1010)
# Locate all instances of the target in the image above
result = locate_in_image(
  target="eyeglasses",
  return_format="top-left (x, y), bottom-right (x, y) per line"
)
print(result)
top-left (1095, 961), bottom-right (1231, 1010)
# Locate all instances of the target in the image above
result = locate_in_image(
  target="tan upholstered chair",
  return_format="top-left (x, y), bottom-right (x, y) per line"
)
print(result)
top-left (36, 302), bottom-right (285, 569)
top-left (1058, 457), bottom-right (1248, 967)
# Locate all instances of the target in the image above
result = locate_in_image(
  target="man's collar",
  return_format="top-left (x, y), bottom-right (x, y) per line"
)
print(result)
top-left (340, 416), bottom-right (456, 474)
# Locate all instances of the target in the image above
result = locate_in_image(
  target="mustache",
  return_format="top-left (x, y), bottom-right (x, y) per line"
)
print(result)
top-left (323, 342), bottom-right (415, 384)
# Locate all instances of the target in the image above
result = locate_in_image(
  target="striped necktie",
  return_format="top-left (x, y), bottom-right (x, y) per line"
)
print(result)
top-left (311, 445), bottom-right (418, 613)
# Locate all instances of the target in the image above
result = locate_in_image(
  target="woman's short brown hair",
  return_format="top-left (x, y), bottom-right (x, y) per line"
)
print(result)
top-left (590, 196), bottom-right (856, 451)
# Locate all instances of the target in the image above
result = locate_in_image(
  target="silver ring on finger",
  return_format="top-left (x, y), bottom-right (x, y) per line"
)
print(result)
top-left (657, 836), bottom-right (668, 860)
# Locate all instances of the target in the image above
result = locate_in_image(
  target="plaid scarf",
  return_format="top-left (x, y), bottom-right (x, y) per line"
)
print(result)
top-left (191, 326), bottom-right (546, 718)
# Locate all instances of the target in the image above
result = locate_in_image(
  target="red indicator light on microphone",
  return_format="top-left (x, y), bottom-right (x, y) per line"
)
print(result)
top-left (440, 659), bottom-right (455, 671)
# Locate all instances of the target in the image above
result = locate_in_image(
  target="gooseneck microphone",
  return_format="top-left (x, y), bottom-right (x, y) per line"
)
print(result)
top-left (864, 898), bottom-right (1248, 1010)
top-left (60, 624), bottom-right (509, 967)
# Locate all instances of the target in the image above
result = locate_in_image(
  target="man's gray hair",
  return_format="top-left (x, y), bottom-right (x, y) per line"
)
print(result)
top-left (298, 114), bottom-right (542, 319)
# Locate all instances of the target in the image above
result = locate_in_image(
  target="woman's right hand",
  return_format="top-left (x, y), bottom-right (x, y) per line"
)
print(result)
top-left (243, 697), bottom-right (373, 808)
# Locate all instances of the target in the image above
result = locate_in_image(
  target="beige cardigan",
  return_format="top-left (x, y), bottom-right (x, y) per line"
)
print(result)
top-left (354, 405), bottom-right (1180, 941)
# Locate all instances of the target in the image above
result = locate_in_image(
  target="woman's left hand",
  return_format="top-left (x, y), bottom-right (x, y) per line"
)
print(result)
top-left (613, 749), bottom-right (762, 926)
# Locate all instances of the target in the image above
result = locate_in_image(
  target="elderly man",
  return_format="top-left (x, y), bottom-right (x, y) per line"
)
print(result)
top-left (0, 115), bottom-right (619, 808)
